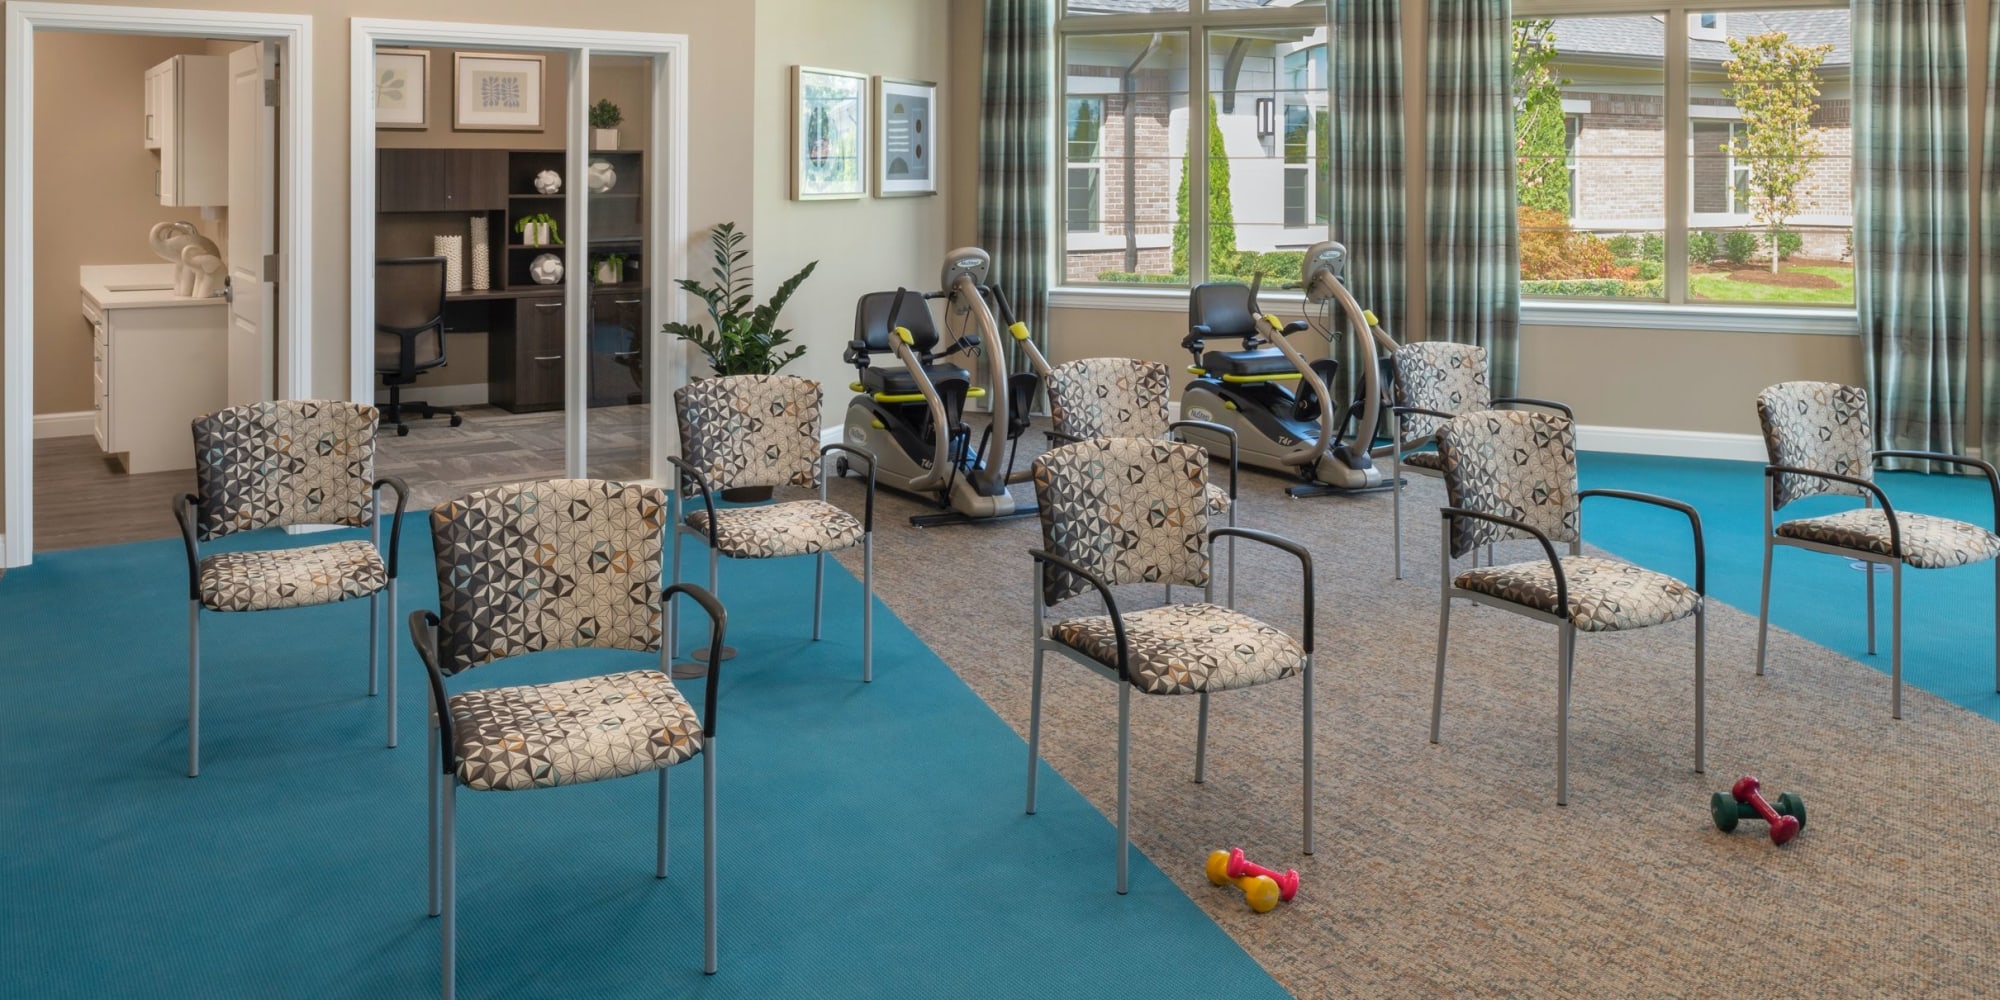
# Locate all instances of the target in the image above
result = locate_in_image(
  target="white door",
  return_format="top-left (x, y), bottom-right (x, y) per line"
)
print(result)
top-left (225, 42), bottom-right (276, 405)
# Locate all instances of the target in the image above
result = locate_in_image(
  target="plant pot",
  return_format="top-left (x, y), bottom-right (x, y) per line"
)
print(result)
top-left (595, 260), bottom-right (623, 285)
top-left (719, 485), bottom-right (773, 503)
top-left (594, 128), bottom-right (619, 150)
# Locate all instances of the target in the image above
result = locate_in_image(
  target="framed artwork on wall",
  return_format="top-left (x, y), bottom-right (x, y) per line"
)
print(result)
top-left (453, 52), bottom-right (545, 131)
top-left (873, 77), bottom-right (937, 198)
top-left (792, 66), bottom-right (869, 201)
top-left (374, 49), bottom-right (429, 129)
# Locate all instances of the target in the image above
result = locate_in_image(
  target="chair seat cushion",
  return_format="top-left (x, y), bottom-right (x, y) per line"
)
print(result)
top-left (1204, 481), bottom-right (1232, 517)
top-left (686, 500), bottom-right (865, 559)
top-left (1051, 603), bottom-right (1306, 695)
top-left (449, 669), bottom-right (703, 792)
top-left (1454, 555), bottom-right (1698, 632)
top-left (1200, 348), bottom-right (1296, 378)
top-left (1401, 449), bottom-right (1444, 472)
top-left (1775, 508), bottom-right (2000, 569)
top-left (198, 540), bottom-right (387, 612)
top-left (862, 364), bottom-right (971, 396)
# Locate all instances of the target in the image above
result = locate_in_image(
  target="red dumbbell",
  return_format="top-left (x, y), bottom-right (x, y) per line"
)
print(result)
top-left (1225, 847), bottom-right (1300, 902)
top-left (1732, 776), bottom-right (1801, 846)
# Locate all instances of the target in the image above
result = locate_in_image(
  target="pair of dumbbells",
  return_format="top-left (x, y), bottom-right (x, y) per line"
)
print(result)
top-left (1204, 848), bottom-right (1300, 913)
top-left (1710, 776), bottom-right (1806, 846)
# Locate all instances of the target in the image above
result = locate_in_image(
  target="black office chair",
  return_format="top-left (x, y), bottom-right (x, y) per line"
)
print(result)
top-left (376, 257), bottom-right (463, 437)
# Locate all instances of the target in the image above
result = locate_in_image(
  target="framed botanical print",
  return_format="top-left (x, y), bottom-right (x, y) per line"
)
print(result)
top-left (453, 52), bottom-right (545, 132)
top-left (792, 66), bottom-right (869, 201)
top-left (874, 77), bottom-right (937, 197)
top-left (374, 48), bottom-right (429, 129)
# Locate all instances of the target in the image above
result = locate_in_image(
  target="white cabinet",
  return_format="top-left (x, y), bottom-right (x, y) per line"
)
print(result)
top-left (81, 265), bottom-right (229, 475)
top-left (144, 55), bottom-right (226, 207)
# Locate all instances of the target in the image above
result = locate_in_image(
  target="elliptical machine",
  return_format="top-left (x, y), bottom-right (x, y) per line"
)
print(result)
top-left (1178, 241), bottom-right (1400, 499)
top-left (840, 248), bottom-right (1041, 527)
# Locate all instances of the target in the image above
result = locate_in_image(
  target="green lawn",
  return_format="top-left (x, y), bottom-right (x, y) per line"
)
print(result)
top-left (1689, 265), bottom-right (1854, 305)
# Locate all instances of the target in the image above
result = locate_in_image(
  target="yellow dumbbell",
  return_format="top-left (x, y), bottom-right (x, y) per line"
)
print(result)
top-left (1205, 850), bottom-right (1281, 913)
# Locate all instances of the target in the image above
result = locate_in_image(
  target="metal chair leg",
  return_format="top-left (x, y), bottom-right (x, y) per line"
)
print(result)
top-left (1891, 561), bottom-right (1904, 719)
top-left (1302, 653), bottom-right (1315, 856)
top-left (1431, 528), bottom-right (1452, 744)
top-left (703, 739), bottom-right (718, 975)
top-left (1115, 684), bottom-right (1132, 895)
top-left (1026, 645), bottom-right (1044, 815)
top-left (1392, 455), bottom-right (1404, 580)
top-left (1193, 692), bottom-right (1209, 784)
top-left (656, 767), bottom-right (670, 879)
top-left (369, 591), bottom-right (381, 697)
top-left (667, 528), bottom-right (684, 663)
top-left (862, 534), bottom-right (874, 683)
top-left (1755, 536), bottom-right (1775, 676)
top-left (1694, 600), bottom-right (1707, 775)
top-left (188, 600), bottom-right (201, 778)
top-left (387, 579), bottom-right (399, 749)
top-left (1557, 624), bottom-right (1576, 806)
top-left (440, 781), bottom-right (457, 1000)
top-left (428, 712), bottom-right (441, 917)
top-left (1867, 555), bottom-right (1878, 655)
top-left (812, 551), bottom-right (825, 641)
top-left (1226, 504), bottom-right (1237, 606)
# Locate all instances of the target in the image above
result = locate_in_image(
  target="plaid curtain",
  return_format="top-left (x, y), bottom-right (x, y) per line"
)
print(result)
top-left (1983, 0), bottom-right (2000, 458)
top-left (1330, 0), bottom-right (1407, 345)
top-left (1855, 0), bottom-right (1970, 469)
top-left (1425, 0), bottom-right (1520, 396)
top-left (978, 0), bottom-right (1053, 372)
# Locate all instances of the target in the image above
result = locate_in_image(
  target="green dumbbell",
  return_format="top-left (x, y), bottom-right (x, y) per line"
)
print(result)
top-left (1709, 789), bottom-right (1806, 834)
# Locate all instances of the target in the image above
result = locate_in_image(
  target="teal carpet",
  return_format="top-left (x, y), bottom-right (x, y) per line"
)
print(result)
top-left (0, 522), bottom-right (1290, 999)
top-left (1578, 452), bottom-right (2000, 723)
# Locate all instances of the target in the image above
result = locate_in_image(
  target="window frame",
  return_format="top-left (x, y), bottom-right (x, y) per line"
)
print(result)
top-left (1064, 95), bottom-right (1108, 234)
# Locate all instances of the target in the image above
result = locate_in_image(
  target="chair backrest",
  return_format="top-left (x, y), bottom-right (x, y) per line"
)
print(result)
top-left (192, 400), bottom-right (379, 541)
top-left (1032, 437), bottom-right (1210, 605)
top-left (853, 289), bottom-right (942, 354)
top-left (1393, 341), bottom-right (1491, 440)
top-left (673, 374), bottom-right (823, 492)
top-left (1046, 358), bottom-right (1171, 441)
top-left (1188, 282), bottom-right (1260, 340)
top-left (1435, 409), bottom-right (1581, 558)
top-left (1755, 381), bottom-right (1873, 509)
top-left (428, 479), bottom-right (668, 676)
top-left (375, 257), bottom-right (448, 371)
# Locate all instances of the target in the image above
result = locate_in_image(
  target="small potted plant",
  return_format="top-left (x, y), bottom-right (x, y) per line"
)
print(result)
top-left (590, 99), bottom-right (623, 150)
top-left (513, 213), bottom-right (563, 247)
top-left (592, 252), bottom-right (627, 285)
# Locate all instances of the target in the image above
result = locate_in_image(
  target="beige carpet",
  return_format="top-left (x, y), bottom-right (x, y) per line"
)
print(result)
top-left (820, 424), bottom-right (2000, 998)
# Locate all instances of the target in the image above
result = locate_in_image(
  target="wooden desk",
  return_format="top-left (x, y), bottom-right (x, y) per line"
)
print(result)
top-left (441, 286), bottom-right (649, 413)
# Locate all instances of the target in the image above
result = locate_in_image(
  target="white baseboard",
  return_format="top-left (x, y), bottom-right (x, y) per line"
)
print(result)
top-left (33, 411), bottom-right (94, 439)
top-left (376, 383), bottom-right (488, 408)
top-left (1576, 424), bottom-right (1766, 462)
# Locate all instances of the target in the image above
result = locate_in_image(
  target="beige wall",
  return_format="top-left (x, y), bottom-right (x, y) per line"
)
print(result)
top-left (751, 0), bottom-right (952, 418)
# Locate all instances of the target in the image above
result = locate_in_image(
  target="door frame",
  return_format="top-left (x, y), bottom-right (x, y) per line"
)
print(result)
top-left (2, 2), bottom-right (315, 568)
top-left (349, 19), bottom-right (690, 481)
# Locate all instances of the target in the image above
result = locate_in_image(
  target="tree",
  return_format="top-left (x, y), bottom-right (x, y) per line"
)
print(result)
top-left (1172, 97), bottom-right (1238, 277)
top-left (1722, 31), bottom-right (1832, 272)
top-left (1512, 18), bottom-right (1570, 216)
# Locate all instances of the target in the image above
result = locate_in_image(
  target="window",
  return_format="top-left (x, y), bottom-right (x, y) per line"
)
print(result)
top-left (1513, 5), bottom-right (1852, 310)
top-left (1059, 1), bottom-right (1331, 288)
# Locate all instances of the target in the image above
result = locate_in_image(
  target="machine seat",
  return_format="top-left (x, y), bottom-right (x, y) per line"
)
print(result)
top-left (1200, 348), bottom-right (1298, 378)
top-left (862, 364), bottom-right (971, 396)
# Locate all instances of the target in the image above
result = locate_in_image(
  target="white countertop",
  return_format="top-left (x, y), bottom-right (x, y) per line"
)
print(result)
top-left (80, 264), bottom-right (226, 310)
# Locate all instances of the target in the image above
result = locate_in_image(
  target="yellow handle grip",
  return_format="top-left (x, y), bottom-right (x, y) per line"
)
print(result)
top-left (1362, 309), bottom-right (1379, 327)
top-left (1008, 321), bottom-right (1031, 342)
top-left (1263, 314), bottom-right (1286, 332)
top-left (893, 326), bottom-right (914, 345)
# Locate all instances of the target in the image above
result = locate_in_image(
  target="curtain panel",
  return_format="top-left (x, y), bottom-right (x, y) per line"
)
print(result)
top-left (1983, 0), bottom-right (2000, 458)
top-left (978, 0), bottom-right (1054, 372)
top-left (1331, 0), bottom-right (1408, 345)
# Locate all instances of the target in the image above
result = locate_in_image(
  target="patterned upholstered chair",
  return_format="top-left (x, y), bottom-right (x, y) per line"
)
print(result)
top-left (669, 374), bottom-right (877, 679)
top-left (411, 480), bottom-right (724, 997)
top-left (1754, 382), bottom-right (2000, 718)
top-left (1045, 357), bottom-right (1241, 601)
top-left (1026, 437), bottom-right (1314, 893)
top-left (1388, 341), bottom-right (1572, 579)
top-left (1431, 409), bottom-right (1706, 805)
top-left (171, 400), bottom-right (407, 777)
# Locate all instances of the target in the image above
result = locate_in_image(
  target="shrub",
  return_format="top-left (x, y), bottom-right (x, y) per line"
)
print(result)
top-left (1520, 278), bottom-right (1663, 298)
top-left (1636, 260), bottom-right (1664, 281)
top-left (1518, 207), bottom-right (1617, 280)
top-left (1767, 228), bottom-right (1804, 261)
top-left (1641, 232), bottom-right (1666, 262)
top-left (1235, 251), bottom-right (1307, 287)
top-left (1723, 230), bottom-right (1760, 266)
top-left (1094, 271), bottom-right (1187, 285)
top-left (1605, 234), bottom-right (1639, 258)
top-left (1688, 231), bottom-right (1719, 265)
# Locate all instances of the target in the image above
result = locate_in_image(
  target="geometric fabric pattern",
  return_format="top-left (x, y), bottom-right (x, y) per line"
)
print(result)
top-left (1436, 409), bottom-right (1581, 559)
top-left (685, 500), bottom-right (865, 560)
top-left (448, 669), bottom-right (702, 791)
top-left (192, 400), bottom-right (379, 541)
top-left (197, 540), bottom-right (387, 613)
top-left (428, 479), bottom-right (667, 676)
top-left (1051, 602), bottom-right (1306, 695)
top-left (1394, 341), bottom-right (1491, 441)
top-left (1454, 555), bottom-right (1700, 633)
top-left (673, 374), bottom-right (823, 493)
top-left (1032, 438), bottom-right (1211, 606)
top-left (1756, 381), bottom-right (1875, 509)
top-left (1046, 358), bottom-right (1231, 518)
top-left (1401, 449), bottom-right (1445, 472)
top-left (1775, 507), bottom-right (2000, 569)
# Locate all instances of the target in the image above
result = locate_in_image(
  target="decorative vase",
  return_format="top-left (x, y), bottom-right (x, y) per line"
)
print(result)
top-left (593, 128), bottom-right (618, 150)
top-left (594, 259), bottom-right (622, 285)
top-left (587, 160), bottom-right (617, 194)
top-left (433, 235), bottom-right (464, 294)
top-left (533, 169), bottom-right (562, 195)
top-left (529, 253), bottom-right (564, 285)
top-left (467, 217), bottom-right (491, 290)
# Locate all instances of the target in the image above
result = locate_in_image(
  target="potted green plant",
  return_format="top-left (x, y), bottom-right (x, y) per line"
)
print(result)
top-left (591, 252), bottom-right (627, 285)
top-left (513, 212), bottom-right (563, 247)
top-left (590, 98), bottom-right (623, 150)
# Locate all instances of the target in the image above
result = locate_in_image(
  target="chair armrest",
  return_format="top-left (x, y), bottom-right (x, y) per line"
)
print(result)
top-left (1874, 450), bottom-right (2000, 532)
top-left (1493, 396), bottom-right (1576, 420)
top-left (1045, 428), bottom-right (1087, 446)
top-left (408, 609), bottom-right (454, 777)
top-left (172, 493), bottom-right (202, 601)
top-left (1280, 320), bottom-right (1312, 335)
top-left (1765, 464), bottom-right (1899, 557)
top-left (665, 582), bottom-right (727, 738)
top-left (1440, 506), bottom-right (1569, 619)
top-left (1169, 419), bottom-right (1239, 499)
top-left (1210, 526), bottom-right (1314, 652)
top-left (371, 476), bottom-right (411, 578)
top-left (1030, 548), bottom-right (1129, 681)
top-left (820, 443), bottom-right (878, 533)
top-left (666, 455), bottom-right (721, 546)
top-left (1579, 489), bottom-right (1705, 595)
top-left (1390, 405), bottom-right (1457, 449)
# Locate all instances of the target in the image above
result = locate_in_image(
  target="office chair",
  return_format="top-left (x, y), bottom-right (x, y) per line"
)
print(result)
top-left (376, 257), bottom-right (463, 437)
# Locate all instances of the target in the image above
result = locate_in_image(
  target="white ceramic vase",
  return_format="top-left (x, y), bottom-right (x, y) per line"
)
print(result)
top-left (593, 128), bottom-right (618, 150)
top-left (433, 235), bottom-right (464, 294)
top-left (468, 217), bottom-right (491, 291)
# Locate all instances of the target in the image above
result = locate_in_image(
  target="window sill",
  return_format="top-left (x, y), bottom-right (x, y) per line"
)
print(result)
top-left (1520, 300), bottom-right (1857, 337)
top-left (1049, 285), bottom-right (1309, 314)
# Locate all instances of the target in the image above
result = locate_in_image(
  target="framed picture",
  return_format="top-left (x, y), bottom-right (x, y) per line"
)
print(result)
top-left (374, 49), bottom-right (429, 129)
top-left (874, 77), bottom-right (937, 197)
top-left (792, 66), bottom-right (869, 201)
top-left (453, 52), bottom-right (545, 132)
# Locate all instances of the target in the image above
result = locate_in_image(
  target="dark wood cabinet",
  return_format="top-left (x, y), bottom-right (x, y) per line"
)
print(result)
top-left (589, 291), bottom-right (648, 408)
top-left (377, 148), bottom-right (506, 212)
top-left (489, 296), bottom-right (567, 412)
